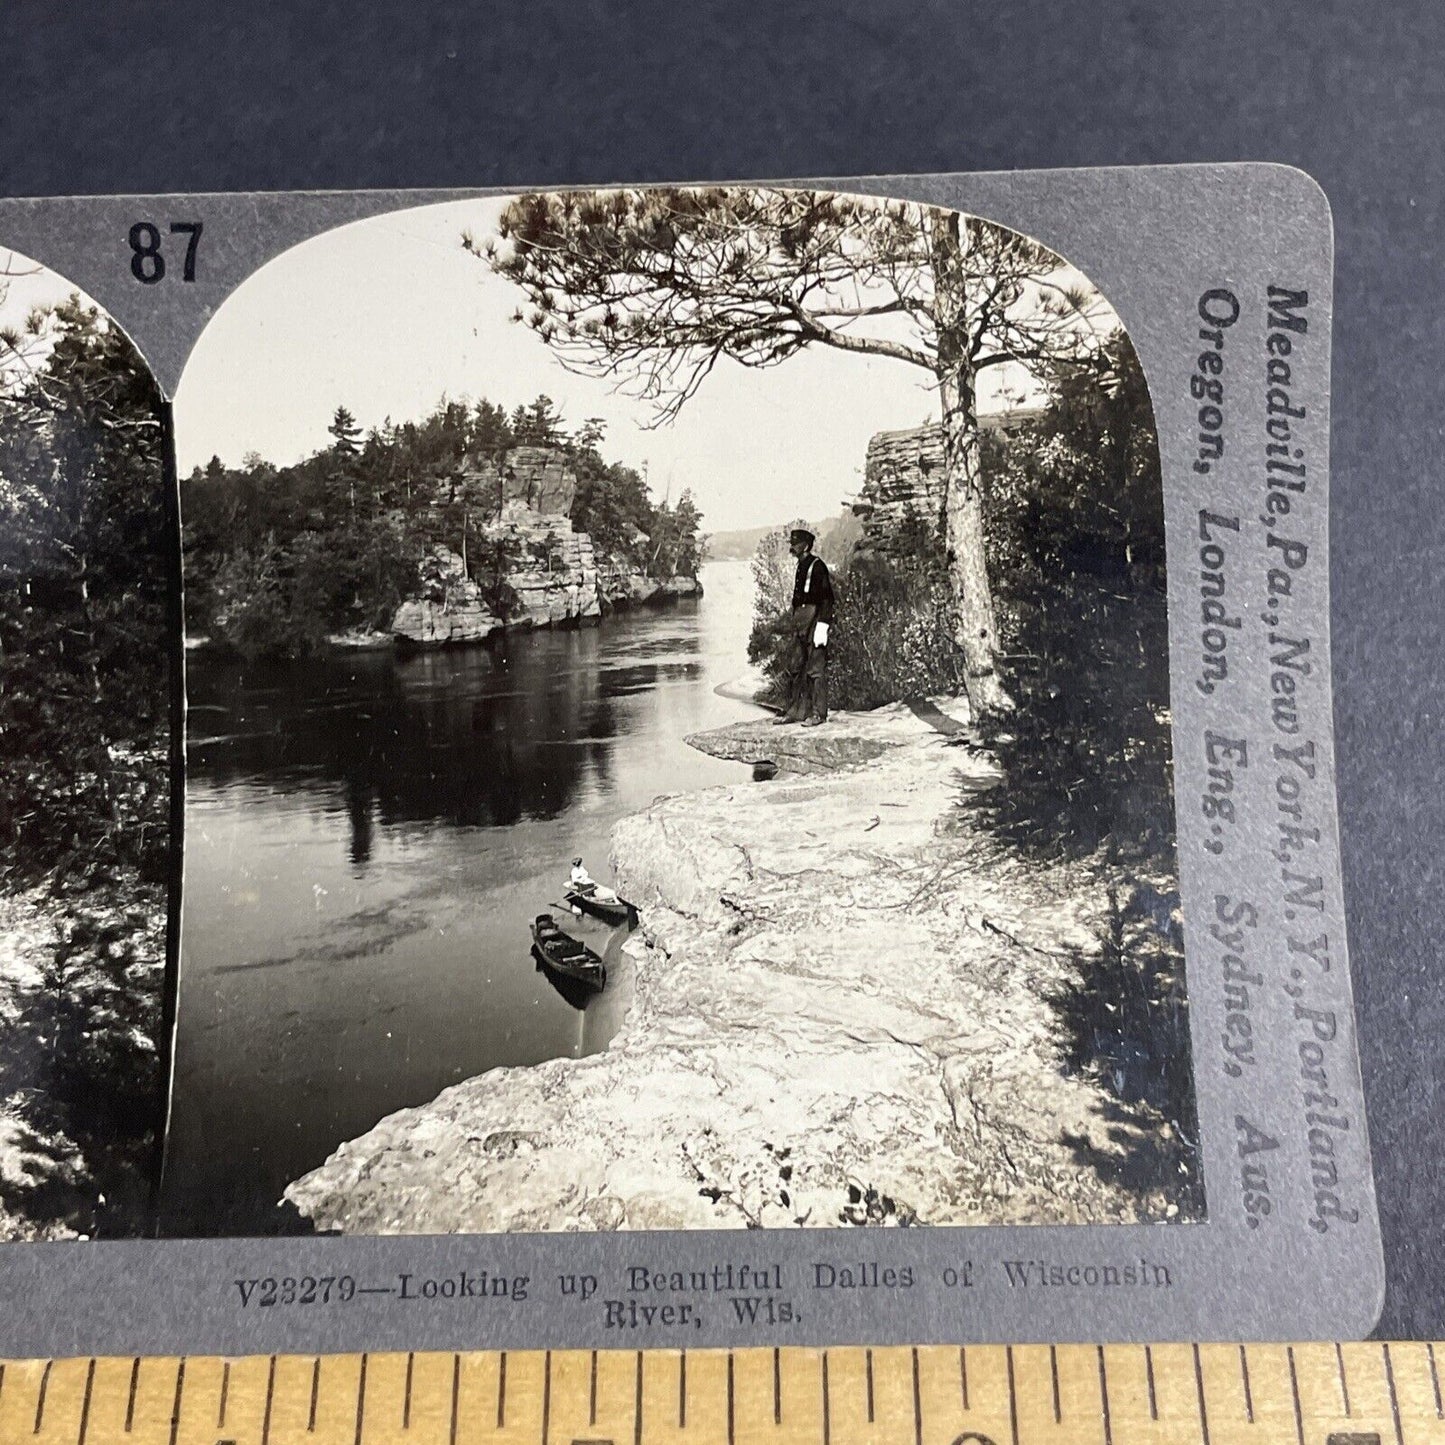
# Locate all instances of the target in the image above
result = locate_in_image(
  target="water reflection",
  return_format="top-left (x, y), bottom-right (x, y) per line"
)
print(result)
top-left (162, 562), bottom-right (758, 1235)
top-left (186, 636), bottom-right (717, 862)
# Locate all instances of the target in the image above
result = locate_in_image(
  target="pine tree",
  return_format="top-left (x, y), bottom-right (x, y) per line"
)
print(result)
top-left (326, 405), bottom-right (362, 515)
top-left (512, 394), bottom-right (565, 446)
top-left (327, 405), bottom-right (361, 454)
top-left (485, 189), bottom-right (1110, 715)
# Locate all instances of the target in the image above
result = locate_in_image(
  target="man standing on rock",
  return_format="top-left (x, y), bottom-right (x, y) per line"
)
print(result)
top-left (774, 526), bottom-right (834, 727)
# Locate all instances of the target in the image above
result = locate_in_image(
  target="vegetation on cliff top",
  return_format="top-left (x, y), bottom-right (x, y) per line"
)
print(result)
top-left (181, 394), bottom-right (704, 658)
top-left (0, 297), bottom-right (171, 1237)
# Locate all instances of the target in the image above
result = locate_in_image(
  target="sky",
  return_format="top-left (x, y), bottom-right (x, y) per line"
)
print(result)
top-left (0, 252), bottom-right (82, 350)
top-left (6, 198), bottom-right (1117, 534)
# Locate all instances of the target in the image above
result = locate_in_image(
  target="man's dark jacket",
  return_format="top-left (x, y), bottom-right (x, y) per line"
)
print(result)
top-left (792, 552), bottom-right (835, 625)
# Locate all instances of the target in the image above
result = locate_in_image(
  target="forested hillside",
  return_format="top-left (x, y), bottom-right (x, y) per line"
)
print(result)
top-left (182, 395), bottom-right (704, 657)
top-left (0, 298), bottom-right (172, 1237)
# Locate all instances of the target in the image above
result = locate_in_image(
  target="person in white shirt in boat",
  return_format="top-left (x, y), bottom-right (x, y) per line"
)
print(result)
top-left (570, 856), bottom-right (620, 904)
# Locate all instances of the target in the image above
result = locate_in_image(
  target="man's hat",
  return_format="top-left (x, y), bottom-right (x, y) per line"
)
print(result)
top-left (789, 526), bottom-right (815, 547)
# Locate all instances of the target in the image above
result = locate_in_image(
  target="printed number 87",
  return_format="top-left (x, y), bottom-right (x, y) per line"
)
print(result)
top-left (129, 220), bottom-right (203, 283)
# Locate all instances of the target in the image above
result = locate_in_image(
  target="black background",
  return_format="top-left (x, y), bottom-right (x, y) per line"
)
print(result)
top-left (5, 1), bottom-right (1441, 1335)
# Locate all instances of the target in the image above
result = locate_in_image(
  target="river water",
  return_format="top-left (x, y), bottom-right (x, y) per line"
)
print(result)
top-left (159, 560), bottom-right (759, 1235)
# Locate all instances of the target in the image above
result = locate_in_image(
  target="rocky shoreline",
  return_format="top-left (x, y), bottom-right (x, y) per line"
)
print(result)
top-left (284, 704), bottom-right (1191, 1233)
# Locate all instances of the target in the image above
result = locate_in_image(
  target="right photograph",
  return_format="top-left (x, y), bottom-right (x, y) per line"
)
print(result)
top-left (165, 187), bottom-right (1201, 1237)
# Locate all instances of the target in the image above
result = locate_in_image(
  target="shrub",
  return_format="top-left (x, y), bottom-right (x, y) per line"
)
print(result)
top-left (975, 336), bottom-right (1172, 864)
top-left (1048, 881), bottom-right (1203, 1215)
top-left (748, 517), bottom-right (966, 713)
top-left (826, 556), bottom-right (967, 710)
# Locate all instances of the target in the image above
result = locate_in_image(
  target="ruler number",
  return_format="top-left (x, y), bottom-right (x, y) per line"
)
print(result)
top-left (128, 219), bottom-right (204, 284)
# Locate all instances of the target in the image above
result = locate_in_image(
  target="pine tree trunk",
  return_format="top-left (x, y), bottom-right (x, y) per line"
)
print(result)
top-left (929, 211), bottom-right (1011, 716)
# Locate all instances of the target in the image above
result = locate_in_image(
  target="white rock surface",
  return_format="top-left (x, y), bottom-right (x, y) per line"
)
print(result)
top-left (390, 525), bottom-right (698, 647)
top-left (391, 545), bottom-right (501, 646)
top-left (286, 705), bottom-right (1187, 1235)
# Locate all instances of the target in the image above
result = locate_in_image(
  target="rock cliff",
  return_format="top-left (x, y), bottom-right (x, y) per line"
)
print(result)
top-left (450, 444), bottom-right (581, 518)
top-left (854, 425), bottom-right (949, 557)
top-left (853, 411), bottom-right (1048, 558)
top-left (391, 546), bottom-right (501, 646)
top-left (388, 446), bottom-right (700, 648)
top-left (285, 705), bottom-right (1190, 1234)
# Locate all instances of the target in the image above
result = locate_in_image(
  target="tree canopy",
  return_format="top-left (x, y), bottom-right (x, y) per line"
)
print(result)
top-left (0, 294), bottom-right (173, 1235)
top-left (479, 187), bottom-right (1113, 713)
top-left (481, 188), bottom-right (1105, 421)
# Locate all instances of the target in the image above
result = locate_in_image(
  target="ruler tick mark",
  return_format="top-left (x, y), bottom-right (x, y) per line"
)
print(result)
top-left (635, 1352), bottom-right (645, 1445)
top-left (405, 1352), bottom-right (415, 1431)
top-left (125, 1357), bottom-right (140, 1432)
top-left (1383, 1342), bottom-right (1405, 1445)
top-left (1006, 1346), bottom-right (1020, 1445)
top-left (1429, 1341), bottom-right (1443, 1418)
top-left (1050, 1345), bottom-right (1061, 1423)
top-left (355, 1354), bottom-right (368, 1445)
top-left (1096, 1347), bottom-right (1112, 1445)
top-left (1238, 1345), bottom-right (1253, 1424)
top-left (727, 1353), bottom-right (736, 1445)
top-left (541, 1351), bottom-right (552, 1445)
top-left (1194, 1343), bottom-right (1212, 1445)
top-left (1144, 1345), bottom-right (1157, 1421)
top-left (911, 1347), bottom-right (922, 1445)
top-left (170, 1359), bottom-right (187, 1445)
top-left (262, 1356), bottom-right (277, 1445)
top-left (499, 1351), bottom-right (508, 1429)
top-left (34, 1358), bottom-right (52, 1433)
top-left (866, 1349), bottom-right (875, 1423)
top-left (590, 1350), bottom-right (598, 1426)
top-left (218, 1360), bottom-right (230, 1428)
top-left (77, 1358), bottom-right (96, 1445)
top-left (821, 1352), bottom-right (831, 1445)
top-left (679, 1350), bottom-right (687, 1429)
top-left (1335, 1341), bottom-right (1351, 1416)
top-left (1286, 1346), bottom-right (1304, 1445)
top-left (310, 1357), bottom-right (321, 1432)
top-left (450, 1355), bottom-right (460, 1445)
top-left (960, 1347), bottom-right (970, 1411)
top-left (773, 1347), bottom-right (781, 1425)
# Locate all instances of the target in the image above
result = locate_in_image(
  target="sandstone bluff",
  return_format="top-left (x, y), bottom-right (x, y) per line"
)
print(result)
top-left (285, 705), bottom-right (1185, 1233)
top-left (384, 445), bottom-right (699, 648)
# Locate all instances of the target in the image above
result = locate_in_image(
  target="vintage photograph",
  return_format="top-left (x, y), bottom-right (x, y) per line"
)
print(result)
top-left (162, 187), bottom-right (1201, 1238)
top-left (0, 252), bottom-right (174, 1239)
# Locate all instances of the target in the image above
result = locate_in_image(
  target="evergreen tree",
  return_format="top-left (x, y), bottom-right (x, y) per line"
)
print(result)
top-left (0, 297), bottom-right (173, 1234)
top-left (484, 189), bottom-right (1109, 715)
top-left (327, 405), bottom-right (362, 454)
top-left (512, 394), bottom-right (565, 446)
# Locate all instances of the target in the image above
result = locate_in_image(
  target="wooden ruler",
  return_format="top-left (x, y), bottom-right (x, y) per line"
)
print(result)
top-left (1, 1345), bottom-right (1443, 1445)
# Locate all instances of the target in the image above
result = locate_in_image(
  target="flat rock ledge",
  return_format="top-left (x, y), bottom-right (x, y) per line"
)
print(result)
top-left (685, 700), bottom-right (969, 775)
top-left (285, 704), bottom-right (1183, 1234)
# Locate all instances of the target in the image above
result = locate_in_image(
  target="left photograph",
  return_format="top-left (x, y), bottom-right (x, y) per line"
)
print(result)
top-left (0, 251), bottom-right (175, 1238)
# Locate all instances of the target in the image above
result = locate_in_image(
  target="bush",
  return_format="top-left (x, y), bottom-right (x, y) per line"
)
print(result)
top-left (1048, 880), bottom-right (1203, 1214)
top-left (826, 556), bottom-right (966, 710)
top-left (749, 517), bottom-right (966, 713)
top-left (976, 578), bottom-right (1174, 863)
top-left (975, 336), bottom-right (1172, 864)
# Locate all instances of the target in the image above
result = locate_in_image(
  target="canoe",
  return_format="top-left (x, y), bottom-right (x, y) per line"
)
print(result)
top-left (530, 913), bottom-right (606, 992)
top-left (563, 887), bottom-right (639, 930)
